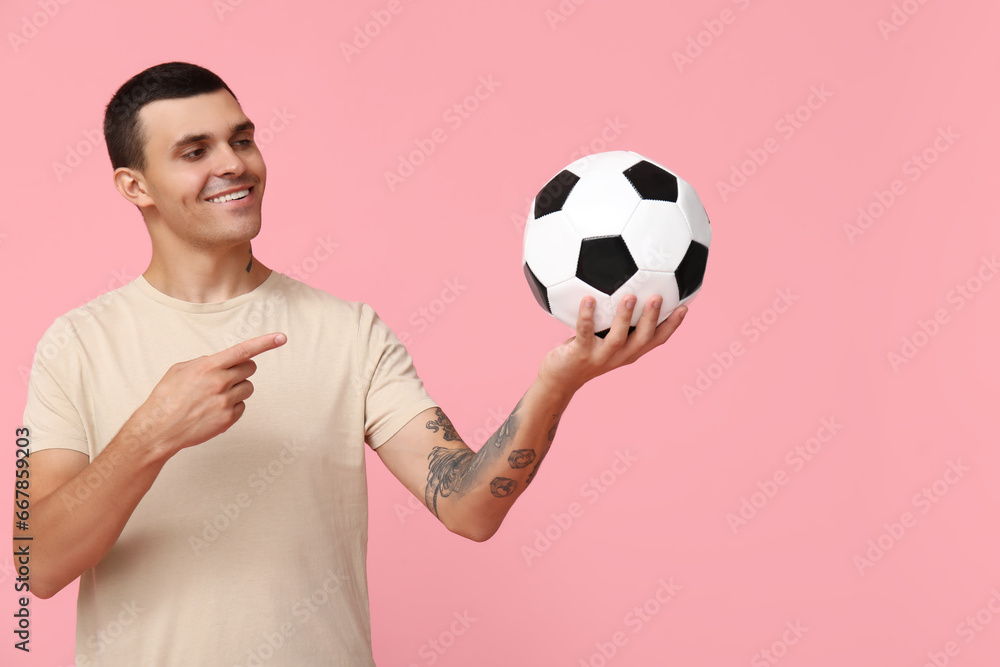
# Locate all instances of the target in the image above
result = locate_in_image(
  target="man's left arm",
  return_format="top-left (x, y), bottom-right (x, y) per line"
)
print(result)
top-left (376, 293), bottom-right (688, 541)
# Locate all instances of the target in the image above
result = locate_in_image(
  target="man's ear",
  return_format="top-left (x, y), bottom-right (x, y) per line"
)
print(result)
top-left (113, 167), bottom-right (154, 208)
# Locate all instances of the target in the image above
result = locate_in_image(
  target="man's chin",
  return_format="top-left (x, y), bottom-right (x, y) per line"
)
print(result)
top-left (199, 220), bottom-right (263, 250)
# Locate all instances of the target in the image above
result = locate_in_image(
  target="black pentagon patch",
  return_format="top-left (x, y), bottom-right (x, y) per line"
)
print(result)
top-left (595, 325), bottom-right (636, 339)
top-left (577, 236), bottom-right (638, 296)
top-left (675, 241), bottom-right (708, 300)
top-left (533, 170), bottom-right (580, 219)
top-left (623, 160), bottom-right (678, 202)
top-left (523, 263), bottom-right (551, 313)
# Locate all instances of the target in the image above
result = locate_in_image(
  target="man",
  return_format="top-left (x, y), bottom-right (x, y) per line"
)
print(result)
top-left (18, 62), bottom-right (688, 665)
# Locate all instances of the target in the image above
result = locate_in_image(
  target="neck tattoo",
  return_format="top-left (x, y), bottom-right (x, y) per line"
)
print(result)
top-left (246, 248), bottom-right (253, 273)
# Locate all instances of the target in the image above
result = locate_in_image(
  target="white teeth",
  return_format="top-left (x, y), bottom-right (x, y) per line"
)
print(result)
top-left (208, 188), bottom-right (250, 203)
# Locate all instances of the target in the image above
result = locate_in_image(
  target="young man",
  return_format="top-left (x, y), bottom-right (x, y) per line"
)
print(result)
top-left (18, 62), bottom-right (688, 665)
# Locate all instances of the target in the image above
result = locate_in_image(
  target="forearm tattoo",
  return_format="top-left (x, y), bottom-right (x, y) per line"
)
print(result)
top-left (490, 477), bottom-right (517, 497)
top-left (469, 397), bottom-right (524, 475)
top-left (488, 414), bottom-right (516, 448)
top-left (548, 414), bottom-right (561, 442)
top-left (508, 449), bottom-right (536, 469)
top-left (524, 448), bottom-right (547, 487)
top-left (523, 413), bottom-right (560, 486)
top-left (484, 395), bottom-right (524, 450)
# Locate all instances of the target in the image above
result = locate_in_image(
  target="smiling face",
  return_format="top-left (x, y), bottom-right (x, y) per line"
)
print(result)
top-left (124, 89), bottom-right (266, 251)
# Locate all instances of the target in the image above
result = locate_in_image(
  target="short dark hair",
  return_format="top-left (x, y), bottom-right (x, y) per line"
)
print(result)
top-left (103, 62), bottom-right (238, 172)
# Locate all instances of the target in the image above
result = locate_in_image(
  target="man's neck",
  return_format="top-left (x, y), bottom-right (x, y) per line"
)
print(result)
top-left (143, 245), bottom-right (272, 303)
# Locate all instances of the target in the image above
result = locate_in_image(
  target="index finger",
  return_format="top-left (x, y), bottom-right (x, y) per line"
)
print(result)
top-left (213, 333), bottom-right (287, 368)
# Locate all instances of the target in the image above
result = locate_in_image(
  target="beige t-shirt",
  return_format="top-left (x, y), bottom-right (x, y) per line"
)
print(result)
top-left (23, 271), bottom-right (438, 666)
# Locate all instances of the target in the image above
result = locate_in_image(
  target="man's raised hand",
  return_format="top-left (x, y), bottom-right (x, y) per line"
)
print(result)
top-left (537, 295), bottom-right (686, 396)
top-left (126, 333), bottom-right (287, 457)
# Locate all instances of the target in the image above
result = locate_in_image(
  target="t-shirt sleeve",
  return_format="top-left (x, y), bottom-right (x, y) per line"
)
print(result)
top-left (22, 317), bottom-right (90, 457)
top-left (359, 303), bottom-right (438, 449)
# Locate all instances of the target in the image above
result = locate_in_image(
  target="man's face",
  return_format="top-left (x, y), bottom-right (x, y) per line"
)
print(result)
top-left (133, 89), bottom-right (266, 249)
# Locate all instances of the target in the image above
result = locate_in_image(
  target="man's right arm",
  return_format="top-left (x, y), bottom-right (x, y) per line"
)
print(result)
top-left (23, 434), bottom-right (170, 599)
top-left (16, 332), bottom-right (287, 599)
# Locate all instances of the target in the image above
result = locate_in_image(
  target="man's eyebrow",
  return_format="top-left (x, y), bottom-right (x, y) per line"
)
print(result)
top-left (169, 120), bottom-right (256, 153)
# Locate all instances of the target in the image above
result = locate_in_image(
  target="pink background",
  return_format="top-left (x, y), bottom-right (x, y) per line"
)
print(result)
top-left (3, 0), bottom-right (999, 665)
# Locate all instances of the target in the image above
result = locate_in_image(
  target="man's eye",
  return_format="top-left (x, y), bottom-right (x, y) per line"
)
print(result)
top-left (233, 139), bottom-right (254, 147)
top-left (182, 148), bottom-right (204, 159)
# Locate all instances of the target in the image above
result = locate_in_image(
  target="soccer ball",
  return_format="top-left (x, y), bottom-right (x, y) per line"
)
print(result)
top-left (522, 150), bottom-right (711, 337)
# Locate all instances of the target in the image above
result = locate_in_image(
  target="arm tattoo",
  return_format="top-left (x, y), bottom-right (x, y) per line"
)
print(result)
top-left (485, 395), bottom-right (525, 450)
top-left (423, 396), bottom-right (537, 514)
top-left (425, 408), bottom-right (464, 442)
top-left (484, 415), bottom-right (516, 450)
top-left (525, 448), bottom-right (548, 487)
top-left (425, 446), bottom-right (475, 517)
top-left (529, 412), bottom-right (560, 484)
top-left (490, 477), bottom-right (517, 497)
top-left (508, 449), bottom-right (536, 469)
top-left (470, 397), bottom-right (525, 475)
top-left (548, 414), bottom-right (562, 442)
